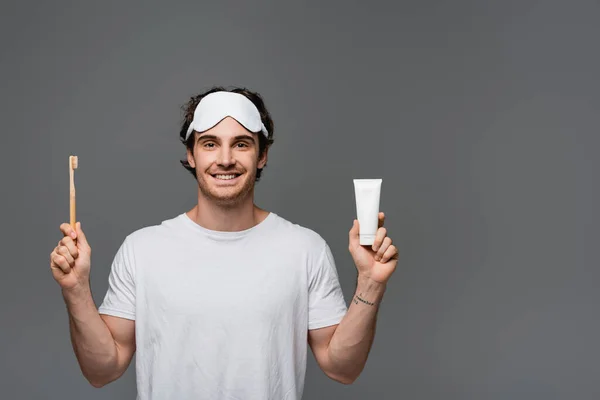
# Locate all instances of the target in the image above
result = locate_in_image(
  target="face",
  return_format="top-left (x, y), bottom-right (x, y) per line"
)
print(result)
top-left (187, 117), bottom-right (268, 207)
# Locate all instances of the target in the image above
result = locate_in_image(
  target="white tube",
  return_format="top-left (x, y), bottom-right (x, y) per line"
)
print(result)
top-left (353, 179), bottom-right (382, 246)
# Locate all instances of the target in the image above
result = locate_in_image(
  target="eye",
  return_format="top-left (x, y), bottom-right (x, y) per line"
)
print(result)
top-left (236, 142), bottom-right (249, 148)
top-left (203, 142), bottom-right (216, 148)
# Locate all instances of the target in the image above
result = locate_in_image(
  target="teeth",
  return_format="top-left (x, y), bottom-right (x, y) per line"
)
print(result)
top-left (215, 174), bottom-right (237, 180)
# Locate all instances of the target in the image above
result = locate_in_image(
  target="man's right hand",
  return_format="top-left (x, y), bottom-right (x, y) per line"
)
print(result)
top-left (50, 222), bottom-right (92, 292)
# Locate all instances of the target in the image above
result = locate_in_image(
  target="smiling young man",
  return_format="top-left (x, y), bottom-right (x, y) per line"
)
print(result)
top-left (49, 86), bottom-right (399, 399)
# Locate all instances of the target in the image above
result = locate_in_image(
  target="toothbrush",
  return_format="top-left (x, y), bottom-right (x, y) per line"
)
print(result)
top-left (69, 155), bottom-right (78, 238)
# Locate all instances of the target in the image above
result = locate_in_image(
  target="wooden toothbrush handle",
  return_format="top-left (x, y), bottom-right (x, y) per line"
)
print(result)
top-left (70, 190), bottom-right (76, 230)
top-left (69, 163), bottom-right (76, 233)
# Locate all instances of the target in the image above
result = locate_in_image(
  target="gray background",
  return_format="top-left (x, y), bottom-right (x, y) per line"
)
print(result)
top-left (1, 0), bottom-right (599, 399)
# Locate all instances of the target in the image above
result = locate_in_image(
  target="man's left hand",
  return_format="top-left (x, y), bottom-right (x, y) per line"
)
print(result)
top-left (348, 212), bottom-right (399, 284)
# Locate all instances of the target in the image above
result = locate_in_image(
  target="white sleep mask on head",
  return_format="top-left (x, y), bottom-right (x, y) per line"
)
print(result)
top-left (185, 91), bottom-right (269, 140)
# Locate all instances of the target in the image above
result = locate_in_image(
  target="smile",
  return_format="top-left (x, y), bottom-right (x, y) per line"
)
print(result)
top-left (214, 174), bottom-right (238, 180)
top-left (210, 173), bottom-right (242, 182)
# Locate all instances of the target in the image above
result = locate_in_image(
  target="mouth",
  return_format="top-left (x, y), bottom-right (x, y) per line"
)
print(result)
top-left (210, 173), bottom-right (242, 183)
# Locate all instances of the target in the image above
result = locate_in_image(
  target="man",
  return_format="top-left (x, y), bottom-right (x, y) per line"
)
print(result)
top-left (49, 86), bottom-right (399, 399)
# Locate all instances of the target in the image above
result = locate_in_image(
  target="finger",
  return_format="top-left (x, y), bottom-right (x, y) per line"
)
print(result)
top-left (349, 219), bottom-right (360, 248)
top-left (51, 253), bottom-right (71, 274)
top-left (60, 223), bottom-right (77, 240)
top-left (380, 244), bottom-right (398, 263)
top-left (371, 227), bottom-right (387, 252)
top-left (378, 212), bottom-right (385, 228)
top-left (75, 222), bottom-right (89, 248)
top-left (59, 237), bottom-right (79, 259)
top-left (375, 237), bottom-right (392, 261)
top-left (56, 246), bottom-right (75, 266)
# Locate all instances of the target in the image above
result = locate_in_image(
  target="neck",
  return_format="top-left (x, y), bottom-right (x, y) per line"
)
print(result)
top-left (187, 191), bottom-right (268, 232)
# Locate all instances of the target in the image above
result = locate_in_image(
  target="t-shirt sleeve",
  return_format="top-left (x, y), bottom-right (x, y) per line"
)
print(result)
top-left (98, 236), bottom-right (136, 320)
top-left (308, 243), bottom-right (348, 330)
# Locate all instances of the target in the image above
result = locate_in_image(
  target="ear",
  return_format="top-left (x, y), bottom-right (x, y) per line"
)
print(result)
top-left (186, 148), bottom-right (196, 168)
top-left (257, 146), bottom-right (269, 169)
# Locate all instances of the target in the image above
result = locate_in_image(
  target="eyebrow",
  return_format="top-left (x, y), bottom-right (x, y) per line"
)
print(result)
top-left (196, 134), bottom-right (256, 143)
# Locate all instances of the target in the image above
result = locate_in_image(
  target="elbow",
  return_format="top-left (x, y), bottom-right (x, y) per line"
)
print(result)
top-left (337, 377), bottom-right (357, 385)
top-left (322, 356), bottom-right (364, 385)
top-left (340, 375), bottom-right (359, 385)
top-left (326, 371), bottom-right (360, 385)
top-left (84, 372), bottom-right (117, 388)
top-left (80, 360), bottom-right (125, 388)
top-left (86, 376), bottom-right (107, 388)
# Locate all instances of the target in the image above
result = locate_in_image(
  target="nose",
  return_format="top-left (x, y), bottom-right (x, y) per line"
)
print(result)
top-left (216, 146), bottom-right (235, 167)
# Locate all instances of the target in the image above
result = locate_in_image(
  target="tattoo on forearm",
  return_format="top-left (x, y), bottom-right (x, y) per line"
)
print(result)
top-left (353, 293), bottom-right (375, 306)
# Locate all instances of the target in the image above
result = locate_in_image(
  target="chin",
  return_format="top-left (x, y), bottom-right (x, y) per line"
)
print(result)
top-left (210, 191), bottom-right (251, 207)
top-left (198, 175), bottom-right (255, 206)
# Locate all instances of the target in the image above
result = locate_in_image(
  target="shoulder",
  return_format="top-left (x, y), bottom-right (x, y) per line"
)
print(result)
top-left (121, 212), bottom-right (186, 249)
top-left (268, 213), bottom-right (328, 253)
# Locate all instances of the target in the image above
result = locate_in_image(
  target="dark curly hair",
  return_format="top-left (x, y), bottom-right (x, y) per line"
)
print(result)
top-left (179, 86), bottom-right (275, 182)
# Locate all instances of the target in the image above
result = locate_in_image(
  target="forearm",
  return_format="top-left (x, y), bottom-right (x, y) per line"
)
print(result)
top-left (63, 285), bottom-right (118, 386)
top-left (327, 275), bottom-right (386, 383)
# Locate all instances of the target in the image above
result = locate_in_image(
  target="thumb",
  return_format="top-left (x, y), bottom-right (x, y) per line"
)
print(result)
top-left (75, 222), bottom-right (90, 249)
top-left (349, 219), bottom-right (360, 248)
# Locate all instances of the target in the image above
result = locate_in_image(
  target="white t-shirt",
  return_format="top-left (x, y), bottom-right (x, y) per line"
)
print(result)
top-left (98, 212), bottom-right (348, 400)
